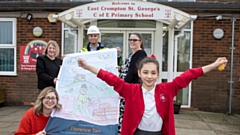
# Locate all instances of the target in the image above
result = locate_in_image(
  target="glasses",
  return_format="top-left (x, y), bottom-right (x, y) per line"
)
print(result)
top-left (128, 39), bottom-right (141, 42)
top-left (44, 96), bottom-right (56, 101)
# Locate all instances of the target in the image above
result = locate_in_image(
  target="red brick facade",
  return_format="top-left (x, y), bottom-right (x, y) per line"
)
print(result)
top-left (192, 18), bottom-right (240, 113)
top-left (1, 18), bottom-right (62, 105)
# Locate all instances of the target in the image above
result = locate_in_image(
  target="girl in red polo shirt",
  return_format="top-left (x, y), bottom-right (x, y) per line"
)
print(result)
top-left (78, 56), bottom-right (227, 135)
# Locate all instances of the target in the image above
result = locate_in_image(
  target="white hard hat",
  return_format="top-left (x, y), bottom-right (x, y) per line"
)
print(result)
top-left (87, 25), bottom-right (100, 35)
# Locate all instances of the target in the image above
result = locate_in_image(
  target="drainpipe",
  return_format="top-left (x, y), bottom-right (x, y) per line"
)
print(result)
top-left (228, 17), bottom-right (236, 114)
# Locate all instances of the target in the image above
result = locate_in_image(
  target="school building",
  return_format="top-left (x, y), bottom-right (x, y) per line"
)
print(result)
top-left (0, 0), bottom-right (239, 113)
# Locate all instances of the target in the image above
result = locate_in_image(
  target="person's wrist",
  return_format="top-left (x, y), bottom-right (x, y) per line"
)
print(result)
top-left (210, 63), bottom-right (217, 70)
top-left (85, 64), bottom-right (91, 70)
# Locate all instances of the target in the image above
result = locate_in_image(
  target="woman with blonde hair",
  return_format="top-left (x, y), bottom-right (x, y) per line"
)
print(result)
top-left (15, 87), bottom-right (62, 135)
top-left (36, 40), bottom-right (62, 92)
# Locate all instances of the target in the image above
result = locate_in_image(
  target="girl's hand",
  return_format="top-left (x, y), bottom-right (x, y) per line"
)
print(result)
top-left (202, 57), bottom-right (228, 74)
top-left (78, 58), bottom-right (100, 75)
top-left (78, 58), bottom-right (89, 69)
top-left (213, 57), bottom-right (228, 68)
top-left (36, 130), bottom-right (46, 135)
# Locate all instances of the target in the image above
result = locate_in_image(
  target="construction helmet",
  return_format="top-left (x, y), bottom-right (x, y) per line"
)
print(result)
top-left (87, 25), bottom-right (100, 35)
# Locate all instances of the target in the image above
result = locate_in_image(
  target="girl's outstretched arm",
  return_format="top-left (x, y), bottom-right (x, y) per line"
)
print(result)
top-left (78, 58), bottom-right (100, 74)
top-left (202, 57), bottom-right (228, 74)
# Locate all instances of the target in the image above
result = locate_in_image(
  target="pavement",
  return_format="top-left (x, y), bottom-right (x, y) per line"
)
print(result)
top-left (0, 105), bottom-right (240, 135)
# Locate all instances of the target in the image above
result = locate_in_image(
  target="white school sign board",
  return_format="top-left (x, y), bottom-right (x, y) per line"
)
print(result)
top-left (45, 48), bottom-right (119, 135)
top-left (74, 1), bottom-right (174, 20)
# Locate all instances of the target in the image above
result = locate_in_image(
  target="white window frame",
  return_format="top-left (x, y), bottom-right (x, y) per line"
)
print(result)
top-left (61, 23), bottom-right (78, 55)
top-left (0, 18), bottom-right (17, 76)
top-left (173, 21), bottom-right (193, 108)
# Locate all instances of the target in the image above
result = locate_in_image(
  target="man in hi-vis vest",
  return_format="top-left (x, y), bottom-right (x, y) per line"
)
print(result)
top-left (80, 26), bottom-right (105, 52)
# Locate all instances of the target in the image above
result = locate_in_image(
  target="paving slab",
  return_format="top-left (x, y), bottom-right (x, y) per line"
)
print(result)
top-left (0, 106), bottom-right (31, 135)
top-left (215, 131), bottom-right (240, 135)
top-left (176, 128), bottom-right (217, 135)
top-left (207, 123), bottom-right (240, 133)
top-left (195, 111), bottom-right (230, 124)
top-left (0, 122), bottom-right (16, 135)
top-left (0, 106), bottom-right (239, 135)
top-left (175, 119), bottom-right (211, 130)
top-left (174, 110), bottom-right (202, 121)
top-left (225, 115), bottom-right (240, 126)
top-left (235, 114), bottom-right (240, 119)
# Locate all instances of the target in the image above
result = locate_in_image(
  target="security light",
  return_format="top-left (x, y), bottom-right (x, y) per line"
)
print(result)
top-left (26, 13), bottom-right (33, 21)
top-left (216, 15), bottom-right (222, 20)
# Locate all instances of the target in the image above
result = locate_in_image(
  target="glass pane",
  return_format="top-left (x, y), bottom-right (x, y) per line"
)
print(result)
top-left (162, 79), bottom-right (167, 83)
top-left (98, 20), bottom-right (156, 28)
top-left (0, 48), bottom-right (14, 71)
top-left (83, 30), bottom-right (88, 48)
top-left (176, 86), bottom-right (189, 105)
top-left (64, 23), bottom-right (70, 28)
top-left (0, 21), bottom-right (13, 44)
top-left (63, 30), bottom-right (77, 54)
top-left (101, 33), bottom-right (124, 56)
top-left (182, 21), bottom-right (191, 29)
top-left (177, 31), bottom-right (191, 72)
top-left (162, 31), bottom-right (168, 71)
top-left (128, 33), bottom-right (152, 56)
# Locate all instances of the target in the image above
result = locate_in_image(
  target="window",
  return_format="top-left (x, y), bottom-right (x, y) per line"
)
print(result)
top-left (62, 23), bottom-right (78, 54)
top-left (0, 18), bottom-right (16, 76)
top-left (174, 21), bottom-right (193, 106)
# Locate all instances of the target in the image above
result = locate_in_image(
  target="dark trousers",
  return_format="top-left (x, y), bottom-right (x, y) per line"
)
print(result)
top-left (134, 128), bottom-right (162, 135)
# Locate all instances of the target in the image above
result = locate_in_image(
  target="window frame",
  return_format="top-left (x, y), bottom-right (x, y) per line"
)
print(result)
top-left (0, 18), bottom-right (17, 76)
top-left (61, 23), bottom-right (78, 55)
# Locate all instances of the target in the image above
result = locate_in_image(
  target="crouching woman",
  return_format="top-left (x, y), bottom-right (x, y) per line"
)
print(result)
top-left (14, 87), bottom-right (62, 135)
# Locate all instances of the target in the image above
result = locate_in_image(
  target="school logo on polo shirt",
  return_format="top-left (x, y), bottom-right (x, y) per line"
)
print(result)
top-left (160, 94), bottom-right (166, 102)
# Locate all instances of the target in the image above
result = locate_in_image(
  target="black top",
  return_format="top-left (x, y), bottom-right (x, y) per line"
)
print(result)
top-left (121, 50), bottom-right (147, 84)
top-left (36, 55), bottom-right (62, 90)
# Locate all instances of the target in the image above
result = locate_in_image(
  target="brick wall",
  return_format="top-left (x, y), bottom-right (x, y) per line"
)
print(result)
top-left (192, 18), bottom-right (240, 113)
top-left (1, 17), bottom-right (62, 105)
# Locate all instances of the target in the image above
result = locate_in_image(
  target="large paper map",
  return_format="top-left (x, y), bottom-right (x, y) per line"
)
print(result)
top-left (45, 48), bottom-right (119, 135)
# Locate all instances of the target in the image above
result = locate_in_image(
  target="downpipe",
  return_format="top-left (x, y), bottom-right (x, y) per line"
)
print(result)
top-left (228, 17), bottom-right (236, 114)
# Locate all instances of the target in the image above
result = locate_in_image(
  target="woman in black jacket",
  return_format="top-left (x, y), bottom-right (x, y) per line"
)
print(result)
top-left (118, 33), bottom-right (147, 133)
top-left (36, 40), bottom-right (62, 92)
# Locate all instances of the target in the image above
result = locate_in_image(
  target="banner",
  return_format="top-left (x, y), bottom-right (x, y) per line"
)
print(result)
top-left (20, 39), bottom-right (47, 72)
top-left (74, 1), bottom-right (173, 20)
top-left (45, 48), bottom-right (119, 135)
